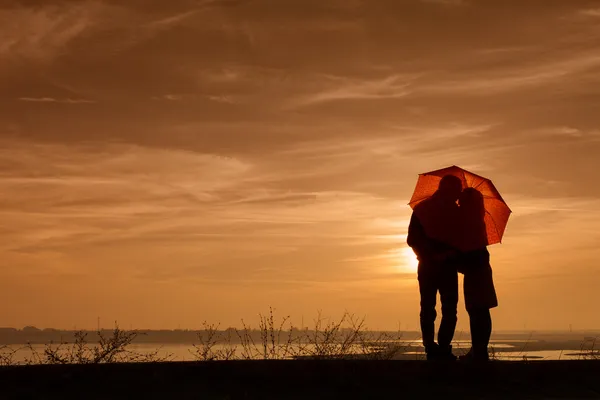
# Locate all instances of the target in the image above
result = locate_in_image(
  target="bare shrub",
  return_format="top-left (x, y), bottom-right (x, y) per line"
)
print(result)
top-left (25, 323), bottom-right (173, 364)
top-left (0, 345), bottom-right (21, 366)
top-left (296, 311), bottom-right (404, 360)
top-left (579, 336), bottom-right (600, 360)
top-left (190, 322), bottom-right (237, 361)
top-left (235, 307), bottom-right (296, 360)
top-left (3, 310), bottom-right (411, 365)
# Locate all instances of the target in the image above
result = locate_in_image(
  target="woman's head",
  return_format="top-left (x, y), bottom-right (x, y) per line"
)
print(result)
top-left (458, 187), bottom-right (488, 250)
top-left (459, 188), bottom-right (485, 216)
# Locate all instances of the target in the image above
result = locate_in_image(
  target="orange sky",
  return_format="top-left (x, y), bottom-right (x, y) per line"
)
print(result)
top-left (1, 0), bottom-right (600, 331)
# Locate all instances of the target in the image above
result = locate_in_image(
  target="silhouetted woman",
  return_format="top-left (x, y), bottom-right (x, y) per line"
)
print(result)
top-left (456, 188), bottom-right (498, 361)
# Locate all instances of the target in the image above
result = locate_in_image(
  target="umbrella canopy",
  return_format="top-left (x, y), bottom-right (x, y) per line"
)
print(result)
top-left (409, 165), bottom-right (511, 250)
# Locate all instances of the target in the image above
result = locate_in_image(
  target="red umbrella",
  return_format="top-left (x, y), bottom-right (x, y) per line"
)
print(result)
top-left (409, 165), bottom-right (511, 250)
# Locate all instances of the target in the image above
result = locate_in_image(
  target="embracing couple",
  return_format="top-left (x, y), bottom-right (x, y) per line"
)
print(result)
top-left (407, 174), bottom-right (497, 362)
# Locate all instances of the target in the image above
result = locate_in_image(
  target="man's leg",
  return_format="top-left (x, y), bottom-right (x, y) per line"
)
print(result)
top-left (438, 270), bottom-right (458, 353)
top-left (418, 272), bottom-right (438, 355)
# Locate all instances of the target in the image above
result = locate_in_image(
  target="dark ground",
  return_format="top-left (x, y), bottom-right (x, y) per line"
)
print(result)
top-left (1, 360), bottom-right (600, 399)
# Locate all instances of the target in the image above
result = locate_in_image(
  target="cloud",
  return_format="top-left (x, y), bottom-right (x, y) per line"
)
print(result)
top-left (506, 195), bottom-right (600, 216)
top-left (207, 95), bottom-right (235, 104)
top-left (18, 97), bottom-right (95, 104)
top-left (0, 138), bottom-right (252, 213)
top-left (579, 8), bottom-right (600, 17)
top-left (145, 9), bottom-right (200, 28)
top-left (203, 68), bottom-right (245, 83)
top-left (127, 8), bottom-right (206, 48)
top-left (151, 94), bottom-right (236, 103)
top-left (0, 139), bottom-right (406, 248)
top-left (527, 126), bottom-right (600, 140)
top-left (0, 1), bottom-right (218, 64)
top-left (0, 137), bottom-right (416, 286)
top-left (2, 0), bottom-right (600, 329)
top-left (493, 195), bottom-right (600, 278)
top-left (118, 2), bottom-right (234, 52)
top-left (420, 52), bottom-right (600, 95)
top-left (275, 123), bottom-right (495, 163)
top-left (546, 126), bottom-right (584, 138)
top-left (290, 74), bottom-right (413, 107)
top-left (151, 94), bottom-right (186, 101)
top-left (0, 2), bottom-right (106, 62)
top-left (420, 0), bottom-right (466, 5)
top-left (475, 46), bottom-right (533, 55)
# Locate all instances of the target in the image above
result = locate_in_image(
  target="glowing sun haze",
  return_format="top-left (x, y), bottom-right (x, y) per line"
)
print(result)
top-left (1, 0), bottom-right (600, 331)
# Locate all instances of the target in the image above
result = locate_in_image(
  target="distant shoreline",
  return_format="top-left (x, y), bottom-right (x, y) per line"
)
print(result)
top-left (2, 328), bottom-right (599, 345)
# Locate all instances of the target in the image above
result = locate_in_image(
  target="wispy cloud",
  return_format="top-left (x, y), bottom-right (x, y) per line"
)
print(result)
top-left (120, 2), bottom-right (229, 51)
top-left (151, 94), bottom-right (186, 101)
top-left (0, 139), bottom-right (252, 252)
top-left (2, 0), bottom-right (600, 330)
top-left (18, 97), bottom-right (95, 104)
top-left (276, 123), bottom-right (495, 162)
top-left (579, 8), bottom-right (600, 17)
top-left (150, 93), bottom-right (236, 104)
top-left (420, 0), bottom-right (466, 6)
top-left (0, 137), bottom-right (415, 288)
top-left (290, 74), bottom-right (413, 107)
top-left (207, 95), bottom-right (235, 104)
top-left (493, 195), bottom-right (600, 278)
top-left (146, 9), bottom-right (200, 28)
top-left (546, 126), bottom-right (584, 138)
top-left (421, 52), bottom-right (600, 95)
top-left (527, 126), bottom-right (600, 140)
top-left (0, 2), bottom-right (106, 62)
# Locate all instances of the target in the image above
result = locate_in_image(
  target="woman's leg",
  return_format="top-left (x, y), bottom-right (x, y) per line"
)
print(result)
top-left (481, 308), bottom-right (492, 351)
top-left (467, 308), bottom-right (491, 360)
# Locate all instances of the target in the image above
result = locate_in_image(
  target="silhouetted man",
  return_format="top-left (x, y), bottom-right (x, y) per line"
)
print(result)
top-left (407, 175), bottom-right (462, 360)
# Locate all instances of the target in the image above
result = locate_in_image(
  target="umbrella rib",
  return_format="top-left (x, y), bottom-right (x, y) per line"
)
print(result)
top-left (485, 209), bottom-right (502, 243)
top-left (408, 194), bottom-right (433, 206)
top-left (474, 179), bottom-right (488, 189)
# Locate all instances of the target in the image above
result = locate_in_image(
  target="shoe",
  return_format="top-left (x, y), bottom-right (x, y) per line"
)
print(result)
top-left (459, 347), bottom-right (489, 362)
top-left (425, 343), bottom-right (457, 361)
top-left (437, 345), bottom-right (457, 361)
top-left (425, 343), bottom-right (440, 361)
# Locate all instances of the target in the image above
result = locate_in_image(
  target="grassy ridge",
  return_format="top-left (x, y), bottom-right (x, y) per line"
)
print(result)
top-left (2, 359), bottom-right (600, 399)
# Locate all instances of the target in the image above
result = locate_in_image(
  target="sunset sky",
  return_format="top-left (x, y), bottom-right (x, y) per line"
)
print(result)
top-left (1, 0), bottom-right (600, 332)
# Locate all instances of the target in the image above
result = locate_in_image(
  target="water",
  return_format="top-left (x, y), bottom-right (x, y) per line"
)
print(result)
top-left (394, 339), bottom-right (599, 360)
top-left (2, 343), bottom-right (209, 364)
top-left (2, 341), bottom-right (598, 364)
top-left (402, 350), bottom-right (592, 361)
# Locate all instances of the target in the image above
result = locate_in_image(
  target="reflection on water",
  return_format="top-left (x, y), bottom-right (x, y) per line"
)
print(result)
top-left (402, 350), bottom-right (587, 361)
top-left (3, 344), bottom-right (198, 363)
top-left (2, 342), bottom-right (598, 363)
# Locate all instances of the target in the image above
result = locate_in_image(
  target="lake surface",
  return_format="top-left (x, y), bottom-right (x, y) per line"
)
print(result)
top-left (2, 340), bottom-right (598, 363)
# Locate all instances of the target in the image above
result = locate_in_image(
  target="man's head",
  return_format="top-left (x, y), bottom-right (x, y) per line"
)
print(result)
top-left (436, 175), bottom-right (463, 203)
